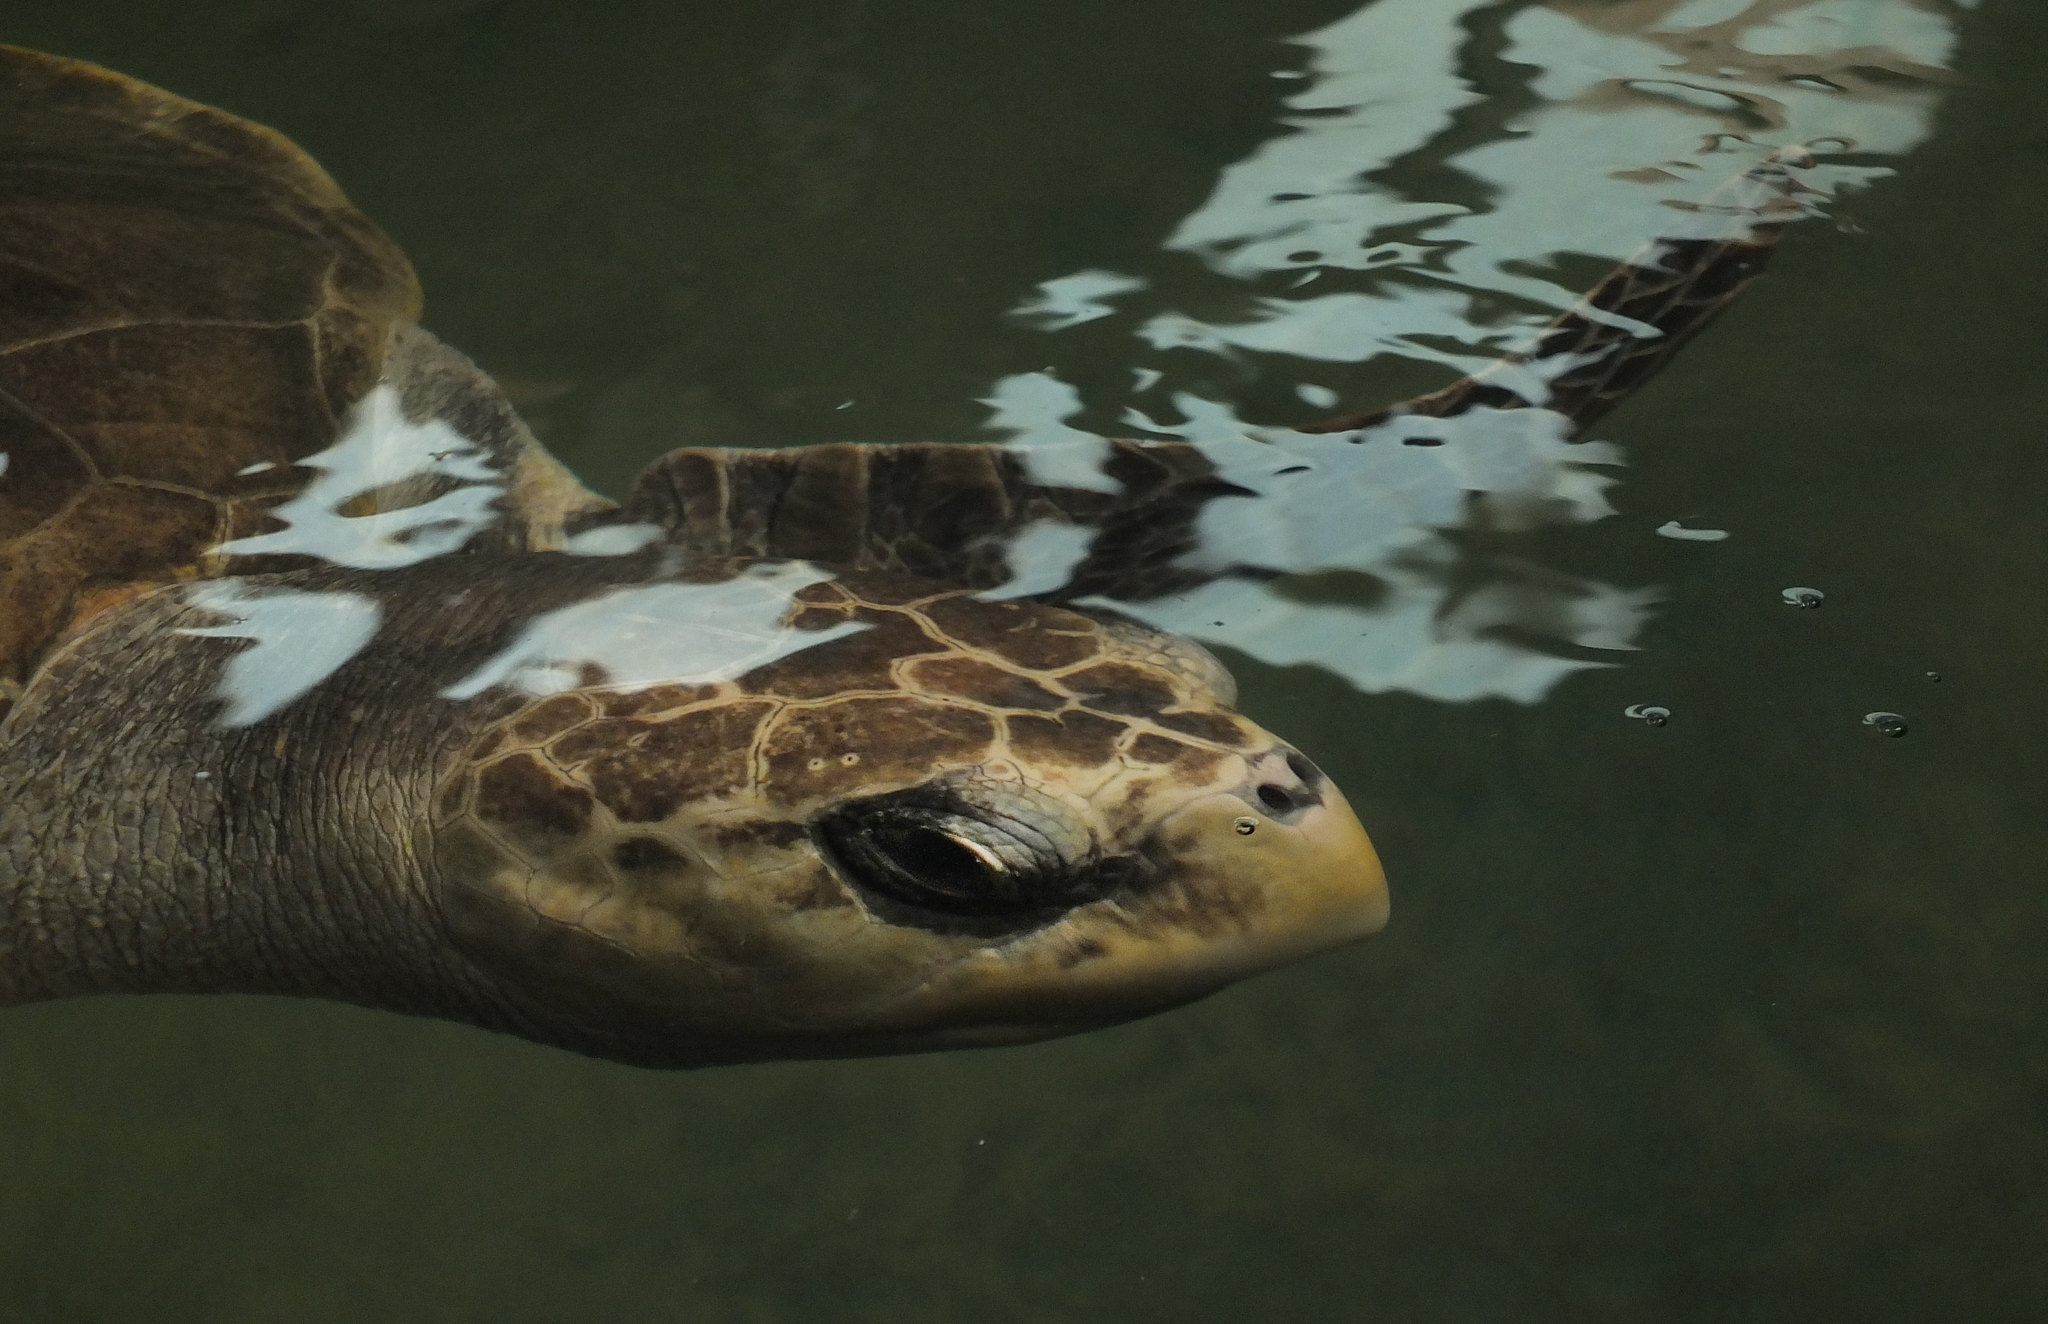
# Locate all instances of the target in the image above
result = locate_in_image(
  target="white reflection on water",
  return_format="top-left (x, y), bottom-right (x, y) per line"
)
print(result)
top-left (1084, 567), bottom-right (1662, 703)
top-left (1010, 270), bottom-right (1150, 331)
top-left (1726, 0), bottom-right (1965, 60)
top-left (178, 582), bottom-right (383, 727)
top-left (181, 0), bottom-right (1963, 725)
top-left (1175, 409), bottom-right (1624, 576)
top-left (1170, 0), bottom-right (1945, 296)
top-left (977, 521), bottom-right (1097, 603)
top-left (978, 373), bottom-right (1120, 494)
top-left (995, 0), bottom-right (1959, 702)
top-left (218, 385), bottom-right (505, 569)
top-left (443, 561), bottom-right (866, 700)
top-left (562, 522), bottom-right (664, 557)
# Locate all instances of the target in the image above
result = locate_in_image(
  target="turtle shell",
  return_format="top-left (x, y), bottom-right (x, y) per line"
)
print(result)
top-left (0, 46), bottom-right (421, 719)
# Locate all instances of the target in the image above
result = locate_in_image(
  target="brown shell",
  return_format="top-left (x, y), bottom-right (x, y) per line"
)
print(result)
top-left (0, 46), bottom-right (421, 718)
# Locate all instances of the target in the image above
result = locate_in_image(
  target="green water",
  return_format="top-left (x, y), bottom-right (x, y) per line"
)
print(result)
top-left (4, 1), bottom-right (2045, 1319)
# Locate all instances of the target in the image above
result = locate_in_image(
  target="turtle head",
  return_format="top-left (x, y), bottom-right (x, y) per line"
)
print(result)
top-left (431, 578), bottom-right (1386, 1066)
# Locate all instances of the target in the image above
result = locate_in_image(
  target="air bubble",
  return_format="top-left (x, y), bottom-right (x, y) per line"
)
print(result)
top-left (1862, 712), bottom-right (1909, 737)
top-left (1625, 704), bottom-right (1671, 728)
top-left (1781, 586), bottom-right (1826, 609)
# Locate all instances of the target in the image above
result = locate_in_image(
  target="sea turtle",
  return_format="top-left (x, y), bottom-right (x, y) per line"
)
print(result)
top-left (0, 47), bottom-right (1801, 1067)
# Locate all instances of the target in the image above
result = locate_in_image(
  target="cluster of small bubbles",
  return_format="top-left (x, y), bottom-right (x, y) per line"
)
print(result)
top-left (1926, 671), bottom-right (1942, 683)
top-left (1625, 704), bottom-right (1671, 728)
top-left (1863, 711), bottom-right (1909, 738)
top-left (1781, 586), bottom-right (1826, 609)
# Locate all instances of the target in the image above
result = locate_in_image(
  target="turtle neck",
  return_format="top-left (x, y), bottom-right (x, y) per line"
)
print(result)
top-left (0, 578), bottom-right (513, 1025)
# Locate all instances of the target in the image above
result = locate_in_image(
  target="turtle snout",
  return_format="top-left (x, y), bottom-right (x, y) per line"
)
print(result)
top-left (1138, 749), bottom-right (1389, 975)
top-left (1242, 747), bottom-right (1327, 825)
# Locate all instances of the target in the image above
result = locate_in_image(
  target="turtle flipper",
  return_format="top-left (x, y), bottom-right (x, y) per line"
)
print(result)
top-left (0, 45), bottom-right (424, 501)
top-left (620, 437), bottom-right (1229, 602)
top-left (623, 151), bottom-right (1818, 608)
top-left (0, 46), bottom-right (419, 703)
top-left (1299, 148), bottom-right (1818, 437)
top-left (0, 48), bottom-right (607, 715)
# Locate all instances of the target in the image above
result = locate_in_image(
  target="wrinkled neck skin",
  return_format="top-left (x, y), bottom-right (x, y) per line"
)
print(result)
top-left (0, 555), bottom-right (643, 1042)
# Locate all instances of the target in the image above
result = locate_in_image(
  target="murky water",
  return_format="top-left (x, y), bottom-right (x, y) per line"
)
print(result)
top-left (3, 0), bottom-right (2044, 1319)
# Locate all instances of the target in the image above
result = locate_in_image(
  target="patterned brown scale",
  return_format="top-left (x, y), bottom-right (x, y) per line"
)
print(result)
top-left (1126, 733), bottom-right (1228, 781)
top-left (917, 594), bottom-right (1104, 671)
top-left (507, 693), bottom-right (599, 746)
top-left (580, 702), bottom-right (776, 824)
top-left (1005, 710), bottom-right (1129, 770)
top-left (1061, 661), bottom-right (1183, 719)
top-left (472, 752), bottom-right (596, 859)
top-left (0, 47), bottom-right (1807, 1066)
top-left (596, 683), bottom-right (728, 719)
top-left (738, 605), bottom-right (947, 700)
top-left (760, 695), bottom-right (998, 805)
top-left (906, 656), bottom-right (1068, 713)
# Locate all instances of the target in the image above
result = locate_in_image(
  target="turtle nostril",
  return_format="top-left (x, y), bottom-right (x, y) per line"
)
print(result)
top-left (1256, 783), bottom-right (1295, 814)
top-left (1284, 751), bottom-right (1322, 786)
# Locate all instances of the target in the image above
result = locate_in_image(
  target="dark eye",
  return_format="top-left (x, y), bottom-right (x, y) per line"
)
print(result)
top-left (862, 823), bottom-right (1014, 911)
top-left (814, 788), bottom-right (1138, 933)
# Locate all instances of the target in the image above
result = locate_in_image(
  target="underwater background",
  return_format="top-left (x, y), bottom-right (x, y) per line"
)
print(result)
top-left (3, 1), bottom-right (2043, 1319)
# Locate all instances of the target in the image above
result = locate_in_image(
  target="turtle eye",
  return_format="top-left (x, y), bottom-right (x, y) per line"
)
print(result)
top-left (814, 788), bottom-right (1121, 932)
top-left (859, 822), bottom-right (1015, 911)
